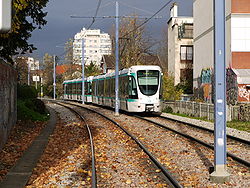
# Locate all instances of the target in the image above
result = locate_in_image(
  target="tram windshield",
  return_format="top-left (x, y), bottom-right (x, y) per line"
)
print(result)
top-left (137, 70), bottom-right (159, 96)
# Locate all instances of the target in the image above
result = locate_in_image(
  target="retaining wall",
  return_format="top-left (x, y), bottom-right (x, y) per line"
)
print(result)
top-left (0, 59), bottom-right (17, 150)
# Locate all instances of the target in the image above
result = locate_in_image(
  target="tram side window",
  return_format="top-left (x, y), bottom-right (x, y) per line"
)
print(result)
top-left (86, 82), bottom-right (91, 95)
top-left (77, 83), bottom-right (81, 95)
top-left (64, 84), bottom-right (67, 94)
top-left (110, 78), bottom-right (115, 98)
top-left (68, 83), bottom-right (72, 94)
top-left (72, 83), bottom-right (75, 94)
top-left (92, 81), bottom-right (96, 96)
top-left (159, 76), bottom-right (163, 99)
top-left (128, 76), bottom-right (138, 99)
top-left (119, 76), bottom-right (128, 98)
top-left (98, 80), bottom-right (104, 96)
top-left (104, 79), bottom-right (108, 97)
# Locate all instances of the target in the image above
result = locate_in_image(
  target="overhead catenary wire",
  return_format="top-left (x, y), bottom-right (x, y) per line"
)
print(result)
top-left (118, 1), bottom-right (156, 15)
top-left (57, 0), bottom-right (171, 60)
top-left (56, 0), bottom-right (103, 59)
top-left (120, 0), bottom-right (172, 39)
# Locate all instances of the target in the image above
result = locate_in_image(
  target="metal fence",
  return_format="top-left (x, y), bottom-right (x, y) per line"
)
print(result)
top-left (0, 59), bottom-right (17, 150)
top-left (164, 100), bottom-right (243, 121)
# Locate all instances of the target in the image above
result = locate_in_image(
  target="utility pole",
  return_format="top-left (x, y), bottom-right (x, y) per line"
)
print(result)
top-left (53, 55), bottom-right (56, 100)
top-left (35, 72), bottom-right (38, 90)
top-left (40, 77), bottom-right (43, 99)
top-left (115, 1), bottom-right (119, 116)
top-left (27, 63), bottom-right (30, 86)
top-left (210, 0), bottom-right (230, 183)
top-left (82, 39), bottom-right (85, 104)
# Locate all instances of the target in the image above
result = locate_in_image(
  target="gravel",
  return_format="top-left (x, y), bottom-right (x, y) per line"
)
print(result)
top-left (26, 103), bottom-right (92, 188)
top-left (90, 105), bottom-right (250, 188)
top-left (162, 113), bottom-right (250, 142)
top-left (144, 116), bottom-right (250, 162)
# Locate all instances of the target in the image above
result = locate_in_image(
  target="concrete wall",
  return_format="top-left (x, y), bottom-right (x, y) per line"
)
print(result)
top-left (0, 59), bottom-right (17, 150)
top-left (193, 0), bottom-right (232, 88)
top-left (168, 17), bottom-right (193, 85)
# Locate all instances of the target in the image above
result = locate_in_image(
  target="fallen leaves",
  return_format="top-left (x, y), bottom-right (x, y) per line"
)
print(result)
top-left (126, 179), bottom-right (132, 184)
top-left (0, 121), bottom-right (46, 181)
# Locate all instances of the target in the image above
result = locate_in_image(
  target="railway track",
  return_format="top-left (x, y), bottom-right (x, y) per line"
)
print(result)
top-left (55, 102), bottom-right (97, 188)
top-left (68, 102), bottom-right (249, 186)
top-left (61, 101), bottom-right (182, 188)
top-left (159, 115), bottom-right (250, 145)
top-left (135, 115), bottom-right (250, 168)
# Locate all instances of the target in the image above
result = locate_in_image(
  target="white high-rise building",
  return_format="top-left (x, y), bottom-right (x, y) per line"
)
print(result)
top-left (73, 28), bottom-right (112, 65)
top-left (27, 57), bottom-right (39, 71)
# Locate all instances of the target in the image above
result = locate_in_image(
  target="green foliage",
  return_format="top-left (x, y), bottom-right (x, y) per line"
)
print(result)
top-left (17, 84), bottom-right (48, 121)
top-left (17, 84), bottom-right (38, 99)
top-left (162, 74), bottom-right (183, 100)
top-left (17, 99), bottom-right (49, 121)
top-left (227, 121), bottom-right (250, 132)
top-left (163, 106), bottom-right (173, 113)
top-left (85, 62), bottom-right (101, 76)
top-left (176, 80), bottom-right (193, 94)
top-left (0, 0), bottom-right (49, 63)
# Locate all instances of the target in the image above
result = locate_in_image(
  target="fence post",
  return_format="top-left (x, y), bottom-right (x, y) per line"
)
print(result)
top-left (199, 103), bottom-right (202, 118)
top-left (192, 101), bottom-right (195, 117)
top-left (208, 104), bottom-right (210, 120)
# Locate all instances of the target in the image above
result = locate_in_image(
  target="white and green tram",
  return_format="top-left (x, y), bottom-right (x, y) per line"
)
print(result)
top-left (63, 76), bottom-right (93, 103)
top-left (63, 65), bottom-right (163, 113)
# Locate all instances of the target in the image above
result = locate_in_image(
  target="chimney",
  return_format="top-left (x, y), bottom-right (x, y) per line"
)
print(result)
top-left (170, 2), bottom-right (178, 18)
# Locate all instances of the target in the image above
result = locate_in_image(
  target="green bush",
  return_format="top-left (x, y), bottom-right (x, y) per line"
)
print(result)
top-left (17, 99), bottom-right (49, 121)
top-left (163, 106), bottom-right (173, 113)
top-left (17, 84), bottom-right (38, 99)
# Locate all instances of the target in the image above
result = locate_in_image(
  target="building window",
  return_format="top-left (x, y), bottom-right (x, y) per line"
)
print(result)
top-left (178, 23), bottom-right (193, 39)
top-left (180, 45), bottom-right (193, 61)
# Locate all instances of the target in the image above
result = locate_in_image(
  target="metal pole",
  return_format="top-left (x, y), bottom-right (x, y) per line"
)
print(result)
top-left (210, 0), bottom-right (230, 183)
top-left (53, 55), bottom-right (56, 100)
top-left (28, 63), bottom-right (30, 86)
top-left (41, 77), bottom-right (43, 99)
top-left (82, 39), bottom-right (85, 104)
top-left (115, 1), bottom-right (119, 116)
top-left (35, 74), bottom-right (38, 89)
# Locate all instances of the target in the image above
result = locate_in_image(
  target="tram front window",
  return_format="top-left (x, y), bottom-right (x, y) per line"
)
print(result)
top-left (137, 70), bottom-right (159, 96)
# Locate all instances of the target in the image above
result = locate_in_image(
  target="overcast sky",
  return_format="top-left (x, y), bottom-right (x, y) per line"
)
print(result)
top-left (29, 0), bottom-right (193, 61)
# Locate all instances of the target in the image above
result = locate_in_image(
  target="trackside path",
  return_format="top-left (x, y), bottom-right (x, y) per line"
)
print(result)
top-left (0, 107), bottom-right (56, 188)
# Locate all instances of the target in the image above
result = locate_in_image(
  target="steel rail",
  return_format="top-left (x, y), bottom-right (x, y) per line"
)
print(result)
top-left (64, 102), bottom-right (183, 188)
top-left (159, 115), bottom-right (250, 145)
top-left (135, 115), bottom-right (250, 168)
top-left (54, 102), bottom-right (97, 188)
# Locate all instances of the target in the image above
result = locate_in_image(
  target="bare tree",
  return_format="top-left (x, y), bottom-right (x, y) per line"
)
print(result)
top-left (15, 56), bottom-right (29, 85)
top-left (110, 15), bottom-right (154, 69)
top-left (157, 27), bottom-right (168, 73)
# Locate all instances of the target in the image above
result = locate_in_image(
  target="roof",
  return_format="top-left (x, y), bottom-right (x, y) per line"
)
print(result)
top-left (56, 64), bottom-right (70, 75)
top-left (56, 64), bottom-right (81, 75)
top-left (233, 69), bottom-right (250, 84)
top-left (102, 55), bottom-right (115, 69)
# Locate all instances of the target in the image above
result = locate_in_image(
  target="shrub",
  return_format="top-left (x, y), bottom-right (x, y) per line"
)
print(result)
top-left (17, 84), bottom-right (38, 99)
top-left (163, 106), bottom-right (173, 113)
top-left (17, 99), bottom-right (49, 121)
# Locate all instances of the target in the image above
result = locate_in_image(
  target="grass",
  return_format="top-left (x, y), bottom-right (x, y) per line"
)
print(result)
top-left (227, 121), bottom-right (250, 132)
top-left (165, 112), bottom-right (250, 133)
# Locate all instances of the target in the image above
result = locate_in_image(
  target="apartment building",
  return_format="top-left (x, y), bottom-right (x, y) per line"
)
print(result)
top-left (73, 28), bottom-right (112, 66)
top-left (168, 3), bottom-right (194, 94)
top-left (194, 0), bottom-right (250, 103)
top-left (27, 57), bottom-right (39, 71)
